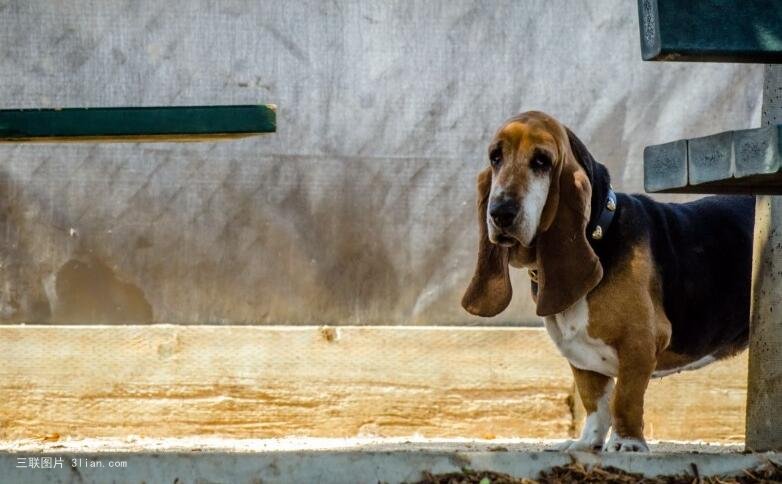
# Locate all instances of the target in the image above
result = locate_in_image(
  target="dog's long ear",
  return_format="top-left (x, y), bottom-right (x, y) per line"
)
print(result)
top-left (462, 168), bottom-right (512, 316)
top-left (534, 134), bottom-right (603, 317)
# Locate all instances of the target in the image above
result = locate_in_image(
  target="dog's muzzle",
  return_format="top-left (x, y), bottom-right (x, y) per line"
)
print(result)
top-left (488, 199), bottom-right (520, 247)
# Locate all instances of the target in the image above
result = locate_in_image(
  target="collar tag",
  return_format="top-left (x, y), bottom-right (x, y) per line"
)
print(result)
top-left (528, 269), bottom-right (539, 283)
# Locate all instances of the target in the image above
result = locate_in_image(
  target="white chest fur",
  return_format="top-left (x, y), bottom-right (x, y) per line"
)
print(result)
top-left (544, 297), bottom-right (619, 377)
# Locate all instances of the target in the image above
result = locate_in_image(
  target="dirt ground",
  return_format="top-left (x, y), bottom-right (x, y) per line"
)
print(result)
top-left (417, 461), bottom-right (782, 484)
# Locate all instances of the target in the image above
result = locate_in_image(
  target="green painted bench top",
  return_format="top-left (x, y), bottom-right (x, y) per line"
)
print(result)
top-left (0, 104), bottom-right (276, 142)
top-left (638, 0), bottom-right (782, 63)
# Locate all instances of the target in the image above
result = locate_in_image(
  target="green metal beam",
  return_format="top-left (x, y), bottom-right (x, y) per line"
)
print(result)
top-left (0, 104), bottom-right (276, 142)
top-left (638, 0), bottom-right (782, 63)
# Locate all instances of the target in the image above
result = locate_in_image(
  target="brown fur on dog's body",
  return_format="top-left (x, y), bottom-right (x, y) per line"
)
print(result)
top-left (463, 111), bottom-right (753, 452)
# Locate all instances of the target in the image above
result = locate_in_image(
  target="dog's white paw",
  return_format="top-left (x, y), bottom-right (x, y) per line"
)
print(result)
top-left (603, 434), bottom-right (649, 452)
top-left (558, 437), bottom-right (604, 452)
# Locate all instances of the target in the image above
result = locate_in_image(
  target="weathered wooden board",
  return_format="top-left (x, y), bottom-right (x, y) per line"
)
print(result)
top-left (747, 65), bottom-right (782, 452)
top-left (644, 125), bottom-right (782, 194)
top-left (0, 326), bottom-right (574, 440)
top-left (0, 326), bottom-right (746, 443)
top-left (637, 0), bottom-right (782, 63)
top-left (0, 105), bottom-right (276, 142)
top-left (644, 355), bottom-right (747, 442)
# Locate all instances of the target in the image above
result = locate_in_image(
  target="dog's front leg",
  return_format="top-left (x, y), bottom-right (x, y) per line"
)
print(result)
top-left (564, 366), bottom-right (614, 451)
top-left (604, 341), bottom-right (655, 452)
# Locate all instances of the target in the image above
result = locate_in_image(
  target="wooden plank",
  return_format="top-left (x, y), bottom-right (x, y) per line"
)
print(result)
top-left (645, 355), bottom-right (747, 442)
top-left (638, 0), bottom-right (782, 63)
top-left (747, 196), bottom-right (782, 450)
top-left (0, 325), bottom-right (747, 443)
top-left (747, 64), bottom-right (782, 452)
top-left (644, 125), bottom-right (782, 194)
top-left (0, 105), bottom-right (276, 142)
top-left (0, 326), bottom-right (574, 441)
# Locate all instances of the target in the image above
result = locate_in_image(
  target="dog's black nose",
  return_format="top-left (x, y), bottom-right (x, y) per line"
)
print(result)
top-left (489, 200), bottom-right (518, 228)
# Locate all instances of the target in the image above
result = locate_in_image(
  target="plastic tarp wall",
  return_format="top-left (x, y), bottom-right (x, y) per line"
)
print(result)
top-left (0, 0), bottom-right (762, 325)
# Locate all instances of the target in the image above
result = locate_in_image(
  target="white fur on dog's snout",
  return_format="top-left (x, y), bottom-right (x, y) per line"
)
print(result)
top-left (518, 175), bottom-right (550, 246)
top-left (488, 174), bottom-right (550, 247)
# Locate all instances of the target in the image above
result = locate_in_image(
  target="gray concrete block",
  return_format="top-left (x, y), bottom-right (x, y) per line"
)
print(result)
top-left (687, 130), bottom-right (733, 185)
top-left (734, 125), bottom-right (781, 178)
top-left (0, 447), bottom-right (780, 484)
top-left (644, 139), bottom-right (688, 192)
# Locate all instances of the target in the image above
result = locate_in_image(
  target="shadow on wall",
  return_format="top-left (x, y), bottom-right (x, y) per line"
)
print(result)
top-left (51, 255), bottom-right (153, 324)
top-left (0, 169), bottom-right (51, 323)
top-left (253, 158), bottom-right (403, 322)
top-left (0, 168), bottom-right (152, 324)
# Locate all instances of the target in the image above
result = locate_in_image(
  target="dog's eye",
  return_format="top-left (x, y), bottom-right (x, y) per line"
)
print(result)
top-left (530, 153), bottom-right (551, 171)
top-left (489, 148), bottom-right (502, 167)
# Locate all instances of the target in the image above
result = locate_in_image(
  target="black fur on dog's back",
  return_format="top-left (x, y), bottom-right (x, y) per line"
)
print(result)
top-left (595, 193), bottom-right (754, 358)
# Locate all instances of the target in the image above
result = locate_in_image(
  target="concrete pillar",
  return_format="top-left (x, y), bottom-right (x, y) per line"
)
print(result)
top-left (746, 64), bottom-right (782, 452)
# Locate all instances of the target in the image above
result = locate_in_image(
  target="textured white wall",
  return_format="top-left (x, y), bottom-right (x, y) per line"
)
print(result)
top-left (0, 0), bottom-right (763, 324)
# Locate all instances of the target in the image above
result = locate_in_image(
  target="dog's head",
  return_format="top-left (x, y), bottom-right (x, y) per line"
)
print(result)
top-left (462, 111), bottom-right (604, 317)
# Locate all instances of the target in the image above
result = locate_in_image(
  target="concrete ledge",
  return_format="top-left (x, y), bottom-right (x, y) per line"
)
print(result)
top-left (644, 125), bottom-right (782, 194)
top-left (0, 440), bottom-right (777, 483)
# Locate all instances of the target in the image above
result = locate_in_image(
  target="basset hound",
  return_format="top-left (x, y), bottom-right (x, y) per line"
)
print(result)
top-left (462, 111), bottom-right (754, 452)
